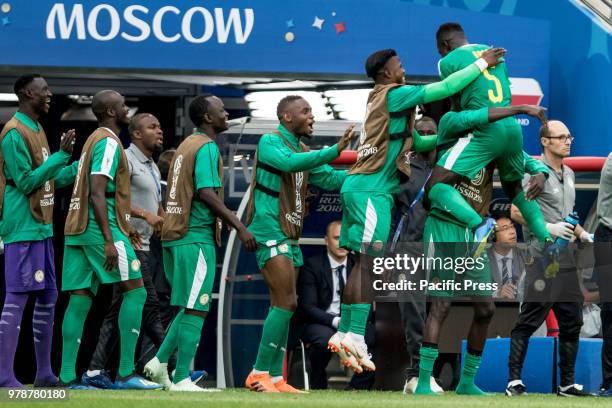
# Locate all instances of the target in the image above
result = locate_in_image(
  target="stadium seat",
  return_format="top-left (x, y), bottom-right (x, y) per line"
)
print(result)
top-left (557, 338), bottom-right (602, 393)
top-left (461, 337), bottom-right (555, 393)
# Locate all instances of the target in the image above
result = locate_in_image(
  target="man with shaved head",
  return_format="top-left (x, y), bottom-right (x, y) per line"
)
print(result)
top-left (81, 113), bottom-right (168, 388)
top-left (244, 95), bottom-right (356, 392)
top-left (60, 90), bottom-right (162, 390)
top-left (507, 120), bottom-right (592, 397)
top-left (0, 74), bottom-right (76, 387)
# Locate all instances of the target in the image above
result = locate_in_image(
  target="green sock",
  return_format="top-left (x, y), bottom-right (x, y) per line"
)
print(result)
top-left (414, 346), bottom-right (439, 395)
top-left (253, 307), bottom-right (294, 372)
top-left (512, 191), bottom-right (551, 244)
top-left (349, 304), bottom-right (370, 336)
top-left (269, 309), bottom-right (293, 377)
top-left (157, 309), bottom-right (185, 363)
top-left (429, 183), bottom-right (482, 228)
top-left (59, 294), bottom-right (92, 383)
top-left (456, 352), bottom-right (487, 395)
top-left (118, 286), bottom-right (146, 378)
top-left (338, 304), bottom-right (351, 334)
top-left (173, 313), bottom-right (205, 383)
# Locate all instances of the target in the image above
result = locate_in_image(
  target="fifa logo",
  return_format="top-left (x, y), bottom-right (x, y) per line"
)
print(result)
top-left (294, 172), bottom-right (304, 213)
top-left (72, 153), bottom-right (86, 196)
top-left (41, 148), bottom-right (52, 192)
top-left (360, 102), bottom-right (372, 145)
top-left (169, 155), bottom-right (184, 200)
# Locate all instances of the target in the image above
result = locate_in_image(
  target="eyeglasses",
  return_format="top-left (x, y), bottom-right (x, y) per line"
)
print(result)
top-left (543, 134), bottom-right (574, 143)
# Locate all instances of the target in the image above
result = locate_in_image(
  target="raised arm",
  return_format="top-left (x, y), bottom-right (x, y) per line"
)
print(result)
top-left (2, 130), bottom-right (74, 194)
top-left (423, 48), bottom-right (506, 104)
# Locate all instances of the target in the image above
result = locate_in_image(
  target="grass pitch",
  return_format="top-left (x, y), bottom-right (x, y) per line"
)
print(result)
top-left (7, 388), bottom-right (610, 408)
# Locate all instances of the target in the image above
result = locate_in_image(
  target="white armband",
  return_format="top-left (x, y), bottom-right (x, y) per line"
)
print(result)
top-left (475, 58), bottom-right (488, 72)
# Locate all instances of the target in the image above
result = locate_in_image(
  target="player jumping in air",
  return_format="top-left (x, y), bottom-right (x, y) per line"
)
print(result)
top-left (330, 46), bottom-right (505, 373)
top-left (424, 23), bottom-right (557, 269)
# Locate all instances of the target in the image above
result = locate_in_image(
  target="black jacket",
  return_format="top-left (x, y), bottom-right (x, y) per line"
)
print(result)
top-left (396, 152), bottom-right (433, 243)
top-left (297, 252), bottom-right (353, 328)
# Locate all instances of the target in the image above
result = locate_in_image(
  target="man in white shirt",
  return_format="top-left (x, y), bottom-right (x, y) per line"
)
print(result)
top-left (297, 221), bottom-right (374, 389)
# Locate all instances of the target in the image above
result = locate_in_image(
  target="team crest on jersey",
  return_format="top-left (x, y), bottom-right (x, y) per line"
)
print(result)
top-left (534, 279), bottom-right (546, 292)
top-left (34, 270), bottom-right (45, 283)
top-left (199, 294), bottom-right (209, 306)
top-left (471, 168), bottom-right (485, 186)
top-left (278, 243), bottom-right (289, 254)
top-left (131, 259), bottom-right (141, 272)
top-left (169, 155), bottom-right (184, 200)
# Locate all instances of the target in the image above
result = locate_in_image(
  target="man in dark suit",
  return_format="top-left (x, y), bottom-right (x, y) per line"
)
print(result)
top-left (297, 220), bottom-right (375, 389)
top-left (488, 213), bottom-right (527, 300)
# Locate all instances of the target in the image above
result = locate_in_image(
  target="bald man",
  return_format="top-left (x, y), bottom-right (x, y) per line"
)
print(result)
top-left (59, 90), bottom-right (162, 390)
top-left (82, 113), bottom-right (168, 389)
top-left (507, 120), bottom-right (592, 397)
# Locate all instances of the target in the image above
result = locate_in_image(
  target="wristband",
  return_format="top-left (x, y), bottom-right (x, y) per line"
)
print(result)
top-left (475, 58), bottom-right (488, 72)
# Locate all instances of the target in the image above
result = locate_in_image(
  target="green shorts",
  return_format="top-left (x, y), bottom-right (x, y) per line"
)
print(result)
top-left (438, 118), bottom-right (524, 182)
top-left (62, 236), bottom-right (142, 293)
top-left (423, 215), bottom-right (492, 297)
top-left (339, 192), bottom-right (393, 255)
top-left (163, 243), bottom-right (216, 312)
top-left (255, 240), bottom-right (302, 270)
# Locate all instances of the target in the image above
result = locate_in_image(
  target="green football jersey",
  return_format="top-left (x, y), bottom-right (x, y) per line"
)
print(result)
top-left (439, 44), bottom-right (512, 110)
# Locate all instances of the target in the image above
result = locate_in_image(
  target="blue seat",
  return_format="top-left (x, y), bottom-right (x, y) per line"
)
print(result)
top-left (461, 337), bottom-right (555, 393)
top-left (557, 338), bottom-right (602, 393)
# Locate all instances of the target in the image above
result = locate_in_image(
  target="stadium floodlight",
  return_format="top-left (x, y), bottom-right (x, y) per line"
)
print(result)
top-left (0, 93), bottom-right (18, 102)
top-left (324, 89), bottom-right (370, 121)
top-left (245, 91), bottom-right (333, 120)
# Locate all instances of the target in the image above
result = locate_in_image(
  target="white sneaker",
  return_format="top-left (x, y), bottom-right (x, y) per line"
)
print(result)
top-left (403, 377), bottom-right (418, 394)
top-left (169, 378), bottom-right (221, 392)
top-left (340, 334), bottom-right (376, 372)
top-left (144, 357), bottom-right (172, 389)
top-left (430, 377), bottom-right (444, 393)
top-left (327, 332), bottom-right (362, 374)
top-left (403, 376), bottom-right (444, 395)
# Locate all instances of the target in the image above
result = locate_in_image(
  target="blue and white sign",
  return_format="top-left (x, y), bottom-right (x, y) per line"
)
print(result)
top-left (1, 0), bottom-right (549, 79)
top-left (0, 0), bottom-right (552, 150)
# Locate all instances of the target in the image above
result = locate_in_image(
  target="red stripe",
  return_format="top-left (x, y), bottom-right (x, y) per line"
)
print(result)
top-left (511, 95), bottom-right (543, 106)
